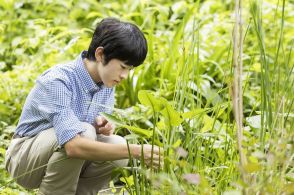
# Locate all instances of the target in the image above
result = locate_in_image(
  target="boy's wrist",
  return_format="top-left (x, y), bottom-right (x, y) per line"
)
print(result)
top-left (128, 144), bottom-right (140, 159)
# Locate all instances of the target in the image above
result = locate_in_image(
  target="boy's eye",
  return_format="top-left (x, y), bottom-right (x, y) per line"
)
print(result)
top-left (121, 64), bottom-right (133, 70)
top-left (121, 65), bottom-right (127, 69)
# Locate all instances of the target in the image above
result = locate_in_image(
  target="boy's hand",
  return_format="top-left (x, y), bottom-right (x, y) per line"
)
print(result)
top-left (133, 144), bottom-right (164, 170)
top-left (95, 116), bottom-right (115, 136)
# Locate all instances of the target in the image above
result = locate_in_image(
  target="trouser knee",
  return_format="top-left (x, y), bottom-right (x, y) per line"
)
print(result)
top-left (80, 122), bottom-right (97, 141)
top-left (97, 135), bottom-right (129, 168)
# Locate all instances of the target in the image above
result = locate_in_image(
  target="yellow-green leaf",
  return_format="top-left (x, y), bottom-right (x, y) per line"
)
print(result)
top-left (138, 90), bottom-right (164, 112)
top-left (200, 115), bottom-right (214, 132)
top-left (122, 125), bottom-right (153, 138)
top-left (161, 103), bottom-right (183, 126)
top-left (172, 139), bottom-right (181, 148)
top-left (243, 162), bottom-right (261, 173)
top-left (100, 112), bottom-right (124, 126)
top-left (120, 175), bottom-right (134, 186)
top-left (182, 108), bottom-right (206, 119)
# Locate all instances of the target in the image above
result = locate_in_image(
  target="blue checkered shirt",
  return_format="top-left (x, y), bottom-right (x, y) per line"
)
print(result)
top-left (15, 52), bottom-right (115, 146)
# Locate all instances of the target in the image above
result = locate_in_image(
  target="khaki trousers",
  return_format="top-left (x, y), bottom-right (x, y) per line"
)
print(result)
top-left (5, 123), bottom-right (128, 195)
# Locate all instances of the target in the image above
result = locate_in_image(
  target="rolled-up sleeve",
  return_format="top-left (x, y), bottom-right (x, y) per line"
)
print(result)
top-left (33, 78), bottom-right (85, 146)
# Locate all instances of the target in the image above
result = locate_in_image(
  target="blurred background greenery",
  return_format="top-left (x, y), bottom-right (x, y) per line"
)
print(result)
top-left (0, 0), bottom-right (293, 194)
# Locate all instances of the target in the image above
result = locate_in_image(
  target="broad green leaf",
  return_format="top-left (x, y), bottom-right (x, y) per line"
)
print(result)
top-left (250, 63), bottom-right (261, 72)
top-left (100, 113), bottom-right (152, 138)
top-left (172, 139), bottom-right (181, 148)
top-left (161, 103), bottom-right (183, 126)
top-left (248, 155), bottom-right (259, 163)
top-left (200, 115), bottom-right (214, 132)
top-left (99, 112), bottom-right (124, 126)
top-left (122, 125), bottom-right (152, 138)
top-left (124, 134), bottom-right (140, 141)
top-left (138, 90), bottom-right (164, 112)
top-left (246, 115), bottom-right (261, 129)
top-left (204, 88), bottom-right (223, 106)
top-left (243, 162), bottom-right (261, 173)
top-left (182, 108), bottom-right (206, 119)
top-left (156, 119), bottom-right (166, 131)
top-left (120, 175), bottom-right (134, 186)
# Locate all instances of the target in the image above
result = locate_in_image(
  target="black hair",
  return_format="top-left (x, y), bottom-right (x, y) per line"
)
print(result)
top-left (87, 18), bottom-right (148, 67)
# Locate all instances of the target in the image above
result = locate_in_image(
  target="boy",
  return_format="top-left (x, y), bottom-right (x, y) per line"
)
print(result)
top-left (5, 18), bottom-right (162, 195)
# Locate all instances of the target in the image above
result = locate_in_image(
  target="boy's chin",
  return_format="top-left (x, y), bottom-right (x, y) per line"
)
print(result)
top-left (104, 82), bottom-right (116, 88)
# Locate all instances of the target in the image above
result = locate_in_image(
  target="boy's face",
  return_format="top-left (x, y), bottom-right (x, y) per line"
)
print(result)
top-left (97, 58), bottom-right (133, 87)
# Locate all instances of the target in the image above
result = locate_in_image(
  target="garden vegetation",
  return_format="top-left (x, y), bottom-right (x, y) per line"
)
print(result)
top-left (0, 0), bottom-right (293, 194)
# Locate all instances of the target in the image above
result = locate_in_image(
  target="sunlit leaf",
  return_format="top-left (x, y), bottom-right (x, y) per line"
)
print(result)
top-left (172, 139), bottom-right (181, 148)
top-left (161, 103), bottom-right (183, 126)
top-left (182, 108), bottom-right (207, 119)
top-left (120, 175), bottom-right (134, 186)
top-left (204, 88), bottom-right (223, 105)
top-left (246, 115), bottom-right (261, 129)
top-left (138, 90), bottom-right (164, 112)
top-left (100, 112), bottom-right (152, 138)
top-left (124, 134), bottom-right (140, 141)
top-left (200, 115), bottom-right (214, 132)
top-left (243, 162), bottom-right (261, 173)
top-left (248, 155), bottom-right (259, 163)
top-left (99, 112), bottom-right (124, 126)
top-left (122, 125), bottom-right (153, 138)
top-left (251, 63), bottom-right (261, 72)
top-left (156, 119), bottom-right (166, 131)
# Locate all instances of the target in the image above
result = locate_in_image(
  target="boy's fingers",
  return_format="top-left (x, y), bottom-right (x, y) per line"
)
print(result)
top-left (98, 124), bottom-right (114, 135)
top-left (143, 145), bottom-right (163, 153)
top-left (144, 160), bottom-right (163, 170)
top-left (105, 123), bottom-right (113, 129)
top-left (95, 116), bottom-right (108, 127)
top-left (99, 127), bottom-right (110, 133)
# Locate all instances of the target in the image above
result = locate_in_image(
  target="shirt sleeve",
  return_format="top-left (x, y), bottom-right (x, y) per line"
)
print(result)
top-left (33, 77), bottom-right (85, 146)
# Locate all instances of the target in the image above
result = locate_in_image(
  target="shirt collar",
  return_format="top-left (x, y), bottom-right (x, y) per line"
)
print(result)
top-left (74, 51), bottom-right (105, 93)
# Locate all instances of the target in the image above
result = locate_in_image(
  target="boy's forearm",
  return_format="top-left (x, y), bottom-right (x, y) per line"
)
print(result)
top-left (64, 135), bottom-right (140, 161)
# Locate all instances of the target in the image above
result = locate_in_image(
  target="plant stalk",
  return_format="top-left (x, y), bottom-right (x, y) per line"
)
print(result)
top-left (232, 0), bottom-right (247, 177)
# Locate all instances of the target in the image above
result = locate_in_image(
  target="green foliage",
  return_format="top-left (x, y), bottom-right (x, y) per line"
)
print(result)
top-left (0, 0), bottom-right (293, 194)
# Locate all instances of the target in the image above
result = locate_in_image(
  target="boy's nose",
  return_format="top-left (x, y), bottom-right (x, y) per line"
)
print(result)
top-left (120, 69), bottom-right (129, 80)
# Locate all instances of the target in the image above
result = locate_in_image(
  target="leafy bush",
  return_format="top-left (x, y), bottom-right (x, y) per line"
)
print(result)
top-left (0, 0), bottom-right (293, 194)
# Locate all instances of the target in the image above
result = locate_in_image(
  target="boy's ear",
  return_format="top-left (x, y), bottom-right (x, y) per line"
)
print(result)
top-left (95, 47), bottom-right (104, 62)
